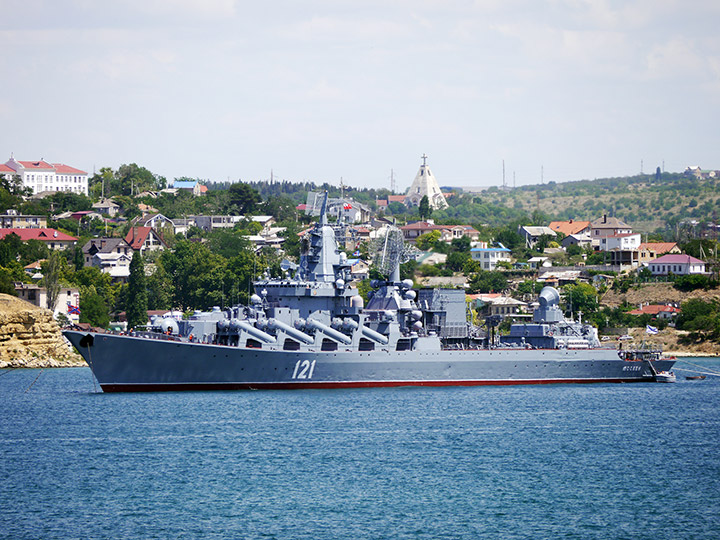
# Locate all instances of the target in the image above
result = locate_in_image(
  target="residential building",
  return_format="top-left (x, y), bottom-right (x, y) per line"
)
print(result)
top-left (91, 199), bottom-right (120, 217)
top-left (133, 213), bottom-right (175, 231)
top-left (192, 215), bottom-right (243, 232)
top-left (599, 233), bottom-right (642, 252)
top-left (400, 221), bottom-right (479, 244)
top-left (124, 227), bottom-right (167, 254)
top-left (0, 210), bottom-right (47, 228)
top-left (82, 238), bottom-right (133, 267)
top-left (548, 219), bottom-right (591, 237)
top-left (14, 283), bottom-right (81, 323)
top-left (561, 233), bottom-right (592, 250)
top-left (470, 244), bottom-right (512, 270)
top-left (91, 252), bottom-right (132, 281)
top-left (648, 254), bottom-right (706, 276)
top-left (404, 154), bottom-right (448, 210)
top-left (173, 180), bottom-right (202, 195)
top-left (590, 215), bottom-right (632, 242)
top-left (518, 226), bottom-right (557, 249)
top-left (3, 155), bottom-right (88, 195)
top-left (326, 199), bottom-right (371, 224)
top-left (346, 258), bottom-right (371, 280)
top-left (0, 228), bottom-right (77, 250)
top-left (627, 304), bottom-right (681, 320)
top-left (637, 242), bottom-right (681, 264)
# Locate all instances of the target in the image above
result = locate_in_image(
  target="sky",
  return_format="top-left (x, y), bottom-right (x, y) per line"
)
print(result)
top-left (1, 0), bottom-right (719, 191)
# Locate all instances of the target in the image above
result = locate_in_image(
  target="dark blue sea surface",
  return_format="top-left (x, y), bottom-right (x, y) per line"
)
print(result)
top-left (2, 358), bottom-right (719, 540)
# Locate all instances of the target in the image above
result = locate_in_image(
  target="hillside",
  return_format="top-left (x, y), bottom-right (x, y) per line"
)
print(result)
top-left (449, 172), bottom-right (720, 234)
top-left (600, 282), bottom-right (720, 356)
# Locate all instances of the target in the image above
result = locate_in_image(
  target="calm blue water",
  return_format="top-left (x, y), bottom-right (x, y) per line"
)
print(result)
top-left (2, 358), bottom-right (719, 540)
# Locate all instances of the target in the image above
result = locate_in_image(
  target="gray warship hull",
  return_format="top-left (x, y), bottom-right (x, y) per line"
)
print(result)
top-left (64, 331), bottom-right (675, 392)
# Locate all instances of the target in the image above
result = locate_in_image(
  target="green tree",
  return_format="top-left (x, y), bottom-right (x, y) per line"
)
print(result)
top-left (446, 251), bottom-right (471, 272)
top-left (79, 286), bottom-right (110, 328)
top-left (416, 230), bottom-right (441, 251)
top-left (227, 183), bottom-right (262, 215)
top-left (418, 195), bottom-right (432, 219)
top-left (126, 251), bottom-right (148, 328)
top-left (467, 271), bottom-right (508, 293)
top-left (41, 251), bottom-right (64, 312)
top-left (564, 282), bottom-right (598, 317)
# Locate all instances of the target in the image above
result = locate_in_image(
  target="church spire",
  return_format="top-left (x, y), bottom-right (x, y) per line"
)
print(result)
top-left (403, 154), bottom-right (448, 210)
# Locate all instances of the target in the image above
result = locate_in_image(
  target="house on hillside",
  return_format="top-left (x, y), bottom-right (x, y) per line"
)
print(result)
top-left (0, 228), bottom-right (77, 250)
top-left (638, 242), bottom-right (681, 264)
top-left (648, 254), bottom-right (706, 276)
top-left (173, 180), bottom-right (202, 195)
top-left (125, 227), bottom-right (167, 254)
top-left (132, 212), bottom-right (174, 230)
top-left (14, 283), bottom-right (81, 323)
top-left (82, 237), bottom-right (133, 267)
top-left (470, 244), bottom-right (511, 270)
top-left (548, 219), bottom-right (591, 237)
top-left (92, 199), bottom-right (120, 217)
top-left (590, 215), bottom-right (632, 245)
top-left (628, 304), bottom-right (681, 320)
top-left (518, 226), bottom-right (556, 249)
top-left (0, 211), bottom-right (47, 229)
top-left (561, 233), bottom-right (592, 250)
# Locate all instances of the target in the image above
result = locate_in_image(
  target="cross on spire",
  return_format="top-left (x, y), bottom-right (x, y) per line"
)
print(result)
top-left (421, 153), bottom-right (428, 167)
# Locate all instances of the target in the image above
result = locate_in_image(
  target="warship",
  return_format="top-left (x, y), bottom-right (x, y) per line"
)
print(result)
top-left (64, 194), bottom-right (674, 392)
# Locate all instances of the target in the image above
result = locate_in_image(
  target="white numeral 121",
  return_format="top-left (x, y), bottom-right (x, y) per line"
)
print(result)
top-left (292, 359), bottom-right (316, 379)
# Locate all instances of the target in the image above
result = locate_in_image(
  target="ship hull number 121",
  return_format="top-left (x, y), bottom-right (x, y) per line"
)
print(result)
top-left (291, 359), bottom-right (317, 379)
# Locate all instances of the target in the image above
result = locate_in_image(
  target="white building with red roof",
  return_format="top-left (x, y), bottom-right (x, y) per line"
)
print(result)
top-left (648, 254), bottom-right (706, 276)
top-left (0, 228), bottom-right (77, 250)
top-left (3, 155), bottom-right (88, 196)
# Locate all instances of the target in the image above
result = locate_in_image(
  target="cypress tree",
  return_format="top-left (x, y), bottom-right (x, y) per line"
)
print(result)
top-left (126, 251), bottom-right (148, 329)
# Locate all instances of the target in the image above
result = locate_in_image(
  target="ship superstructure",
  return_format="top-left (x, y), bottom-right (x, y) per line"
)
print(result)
top-left (64, 193), bottom-right (674, 391)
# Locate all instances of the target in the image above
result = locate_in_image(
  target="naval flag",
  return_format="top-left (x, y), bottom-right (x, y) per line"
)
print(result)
top-left (646, 325), bottom-right (659, 335)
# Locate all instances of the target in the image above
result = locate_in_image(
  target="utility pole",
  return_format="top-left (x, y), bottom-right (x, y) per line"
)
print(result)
top-left (390, 169), bottom-right (396, 194)
top-left (502, 160), bottom-right (506, 190)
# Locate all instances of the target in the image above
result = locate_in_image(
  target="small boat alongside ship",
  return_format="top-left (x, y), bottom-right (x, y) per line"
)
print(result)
top-left (64, 193), bottom-right (676, 392)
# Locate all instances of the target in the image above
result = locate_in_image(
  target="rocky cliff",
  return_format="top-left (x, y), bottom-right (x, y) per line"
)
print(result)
top-left (0, 293), bottom-right (85, 368)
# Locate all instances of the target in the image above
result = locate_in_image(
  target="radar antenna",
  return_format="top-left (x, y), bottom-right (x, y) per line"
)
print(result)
top-left (371, 225), bottom-right (410, 280)
top-left (305, 192), bottom-right (324, 217)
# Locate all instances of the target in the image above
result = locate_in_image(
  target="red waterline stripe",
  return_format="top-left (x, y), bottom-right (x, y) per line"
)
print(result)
top-left (100, 377), bottom-right (652, 392)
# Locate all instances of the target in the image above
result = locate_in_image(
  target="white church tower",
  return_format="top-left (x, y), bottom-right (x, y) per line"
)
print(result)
top-left (404, 154), bottom-right (448, 210)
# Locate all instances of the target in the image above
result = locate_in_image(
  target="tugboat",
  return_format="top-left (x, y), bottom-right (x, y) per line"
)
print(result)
top-left (63, 193), bottom-right (676, 392)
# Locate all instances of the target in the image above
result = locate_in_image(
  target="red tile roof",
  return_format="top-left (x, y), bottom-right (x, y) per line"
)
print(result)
top-left (0, 164), bottom-right (14, 173)
top-left (388, 195), bottom-right (406, 203)
top-left (628, 305), bottom-right (681, 316)
top-left (638, 242), bottom-right (678, 254)
top-left (18, 160), bottom-right (53, 169)
top-left (652, 254), bottom-right (704, 264)
top-left (0, 228), bottom-right (77, 242)
top-left (548, 220), bottom-right (591, 236)
top-left (53, 163), bottom-right (87, 174)
top-left (124, 227), bottom-right (158, 250)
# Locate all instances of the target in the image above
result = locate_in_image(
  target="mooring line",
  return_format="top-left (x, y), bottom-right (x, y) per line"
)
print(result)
top-left (24, 369), bottom-right (44, 393)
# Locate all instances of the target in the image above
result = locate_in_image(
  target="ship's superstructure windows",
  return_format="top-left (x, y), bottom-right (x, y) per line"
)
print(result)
top-left (321, 338), bottom-right (338, 351)
top-left (246, 339), bottom-right (262, 349)
top-left (283, 339), bottom-right (300, 351)
top-left (396, 338), bottom-right (411, 351)
top-left (359, 338), bottom-right (375, 351)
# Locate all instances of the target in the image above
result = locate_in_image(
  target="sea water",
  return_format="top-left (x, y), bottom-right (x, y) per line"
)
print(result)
top-left (1, 358), bottom-right (719, 540)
